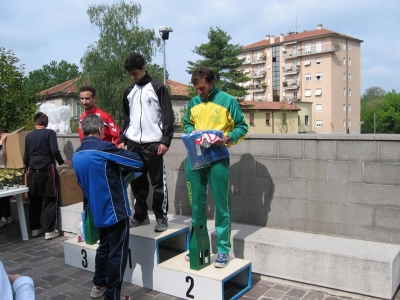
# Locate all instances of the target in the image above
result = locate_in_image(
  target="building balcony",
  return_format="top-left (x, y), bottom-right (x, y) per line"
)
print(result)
top-left (282, 96), bottom-right (300, 103)
top-left (251, 57), bottom-right (266, 64)
top-left (282, 66), bottom-right (300, 75)
top-left (252, 84), bottom-right (267, 92)
top-left (282, 80), bottom-right (300, 90)
top-left (283, 44), bottom-right (340, 59)
top-left (241, 59), bottom-right (252, 65)
top-left (251, 71), bottom-right (266, 78)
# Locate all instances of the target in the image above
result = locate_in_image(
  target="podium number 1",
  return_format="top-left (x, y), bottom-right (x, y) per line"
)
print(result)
top-left (186, 276), bottom-right (194, 299)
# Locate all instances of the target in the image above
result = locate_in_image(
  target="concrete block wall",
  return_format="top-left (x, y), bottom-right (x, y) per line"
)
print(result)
top-left (57, 133), bottom-right (400, 245)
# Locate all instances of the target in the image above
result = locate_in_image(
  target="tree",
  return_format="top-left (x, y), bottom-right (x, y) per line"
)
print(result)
top-left (376, 90), bottom-right (400, 133)
top-left (27, 60), bottom-right (80, 92)
top-left (79, 0), bottom-right (162, 124)
top-left (187, 27), bottom-right (250, 101)
top-left (0, 48), bottom-right (38, 132)
top-left (361, 86), bottom-right (386, 103)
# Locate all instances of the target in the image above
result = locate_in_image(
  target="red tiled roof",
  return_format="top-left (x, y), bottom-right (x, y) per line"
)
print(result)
top-left (40, 77), bottom-right (189, 98)
top-left (242, 101), bottom-right (300, 111)
top-left (40, 77), bottom-right (79, 96)
top-left (243, 28), bottom-right (362, 50)
top-left (167, 79), bottom-right (189, 97)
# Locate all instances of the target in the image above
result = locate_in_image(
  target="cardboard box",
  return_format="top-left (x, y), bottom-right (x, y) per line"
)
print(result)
top-left (4, 128), bottom-right (30, 169)
top-left (58, 166), bottom-right (83, 206)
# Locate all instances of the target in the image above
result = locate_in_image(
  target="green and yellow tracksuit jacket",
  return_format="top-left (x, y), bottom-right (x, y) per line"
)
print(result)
top-left (184, 86), bottom-right (248, 144)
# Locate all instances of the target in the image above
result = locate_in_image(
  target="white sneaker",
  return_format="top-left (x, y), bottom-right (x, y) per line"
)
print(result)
top-left (90, 285), bottom-right (105, 298)
top-left (45, 230), bottom-right (60, 240)
top-left (32, 228), bottom-right (44, 237)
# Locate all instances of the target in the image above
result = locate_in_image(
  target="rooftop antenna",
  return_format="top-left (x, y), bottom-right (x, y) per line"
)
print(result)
top-left (295, 15), bottom-right (299, 33)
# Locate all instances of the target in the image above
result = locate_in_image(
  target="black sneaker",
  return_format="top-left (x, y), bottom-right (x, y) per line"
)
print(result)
top-left (129, 217), bottom-right (150, 228)
top-left (154, 218), bottom-right (168, 232)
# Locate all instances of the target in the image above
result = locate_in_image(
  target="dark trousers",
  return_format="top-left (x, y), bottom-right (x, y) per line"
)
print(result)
top-left (0, 196), bottom-right (11, 218)
top-left (29, 196), bottom-right (57, 232)
top-left (93, 217), bottom-right (130, 300)
top-left (127, 142), bottom-right (168, 221)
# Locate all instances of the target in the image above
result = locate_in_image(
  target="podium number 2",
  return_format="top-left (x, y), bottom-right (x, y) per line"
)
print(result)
top-left (81, 249), bottom-right (88, 268)
top-left (186, 276), bottom-right (194, 299)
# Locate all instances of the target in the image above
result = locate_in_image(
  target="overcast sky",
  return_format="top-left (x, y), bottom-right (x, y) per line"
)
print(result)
top-left (1, 0), bottom-right (399, 94)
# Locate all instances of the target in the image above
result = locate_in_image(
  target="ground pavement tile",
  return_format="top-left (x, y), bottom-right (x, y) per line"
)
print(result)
top-left (273, 284), bottom-right (292, 291)
top-left (282, 295), bottom-right (305, 300)
top-left (303, 291), bottom-right (326, 300)
top-left (286, 288), bottom-right (308, 298)
top-left (264, 288), bottom-right (288, 299)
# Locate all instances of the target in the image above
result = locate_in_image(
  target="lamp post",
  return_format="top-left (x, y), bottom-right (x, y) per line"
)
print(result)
top-left (159, 26), bottom-right (173, 86)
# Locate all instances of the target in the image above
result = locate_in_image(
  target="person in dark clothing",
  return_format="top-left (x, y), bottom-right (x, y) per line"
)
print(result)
top-left (23, 112), bottom-right (71, 239)
top-left (73, 114), bottom-right (143, 300)
top-left (118, 52), bottom-right (174, 232)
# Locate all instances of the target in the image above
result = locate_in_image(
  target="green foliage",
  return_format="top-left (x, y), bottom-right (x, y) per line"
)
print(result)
top-left (187, 27), bottom-right (250, 101)
top-left (79, 0), bottom-right (162, 125)
top-left (376, 90), bottom-right (400, 133)
top-left (0, 48), bottom-right (38, 132)
top-left (146, 63), bottom-right (168, 83)
top-left (27, 60), bottom-right (80, 91)
top-left (360, 98), bottom-right (381, 133)
top-left (361, 86), bottom-right (387, 103)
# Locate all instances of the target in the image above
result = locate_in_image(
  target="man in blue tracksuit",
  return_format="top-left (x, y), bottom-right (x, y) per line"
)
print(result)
top-left (72, 115), bottom-right (143, 300)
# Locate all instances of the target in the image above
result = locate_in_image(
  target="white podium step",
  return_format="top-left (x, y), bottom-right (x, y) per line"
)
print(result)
top-left (64, 220), bottom-right (252, 299)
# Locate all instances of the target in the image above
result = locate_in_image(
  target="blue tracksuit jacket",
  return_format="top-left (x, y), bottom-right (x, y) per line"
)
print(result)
top-left (72, 136), bottom-right (143, 228)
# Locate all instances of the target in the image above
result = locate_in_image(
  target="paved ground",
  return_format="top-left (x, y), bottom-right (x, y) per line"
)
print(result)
top-left (1, 221), bottom-right (399, 300)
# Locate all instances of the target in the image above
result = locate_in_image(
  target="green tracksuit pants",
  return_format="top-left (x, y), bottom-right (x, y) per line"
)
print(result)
top-left (185, 157), bottom-right (231, 255)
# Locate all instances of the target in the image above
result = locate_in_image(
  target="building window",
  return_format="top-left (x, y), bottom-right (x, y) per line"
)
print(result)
top-left (343, 72), bottom-right (346, 80)
top-left (316, 104), bottom-right (322, 112)
top-left (343, 119), bottom-right (346, 128)
top-left (267, 49), bottom-right (270, 57)
top-left (349, 43), bottom-right (352, 50)
top-left (316, 120), bottom-right (322, 127)
top-left (305, 43), bottom-right (311, 54)
top-left (349, 104), bottom-right (352, 112)
top-left (343, 88), bottom-right (346, 96)
top-left (349, 58), bottom-right (352, 66)
top-left (267, 64), bottom-right (271, 70)
top-left (304, 59), bottom-right (311, 66)
top-left (305, 74), bottom-right (311, 81)
top-left (257, 51), bottom-right (261, 60)
top-left (246, 94), bottom-right (251, 100)
top-left (315, 88), bottom-right (322, 96)
top-left (267, 78), bottom-right (270, 85)
top-left (349, 73), bottom-right (352, 81)
top-left (257, 93), bottom-right (262, 100)
top-left (343, 42), bottom-right (346, 50)
top-left (349, 89), bottom-right (352, 97)
top-left (246, 53), bottom-right (251, 62)
top-left (343, 104), bottom-right (346, 112)
top-left (268, 92), bottom-right (271, 100)
top-left (305, 115), bottom-right (309, 126)
top-left (282, 113), bottom-right (287, 125)
top-left (316, 41), bottom-right (322, 52)
top-left (349, 119), bottom-right (352, 127)
top-left (249, 113), bottom-right (254, 125)
top-left (305, 89), bottom-right (312, 97)
top-left (343, 57), bottom-right (346, 65)
top-left (315, 57), bottom-right (322, 64)
top-left (315, 73), bottom-right (322, 81)
top-left (266, 113), bottom-right (270, 125)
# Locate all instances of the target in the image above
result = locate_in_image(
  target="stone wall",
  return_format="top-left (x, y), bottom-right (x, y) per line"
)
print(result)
top-left (58, 133), bottom-right (400, 245)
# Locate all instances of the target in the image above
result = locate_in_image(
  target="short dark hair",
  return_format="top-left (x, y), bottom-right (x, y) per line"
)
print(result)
top-left (79, 85), bottom-right (96, 97)
top-left (81, 114), bottom-right (104, 136)
top-left (34, 112), bottom-right (48, 127)
top-left (191, 67), bottom-right (216, 85)
top-left (124, 52), bottom-right (145, 71)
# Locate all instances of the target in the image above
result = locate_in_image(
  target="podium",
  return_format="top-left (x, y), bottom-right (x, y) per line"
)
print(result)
top-left (64, 220), bottom-right (252, 299)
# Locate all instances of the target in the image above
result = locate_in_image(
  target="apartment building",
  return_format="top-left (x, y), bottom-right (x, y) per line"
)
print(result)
top-left (239, 24), bottom-right (363, 134)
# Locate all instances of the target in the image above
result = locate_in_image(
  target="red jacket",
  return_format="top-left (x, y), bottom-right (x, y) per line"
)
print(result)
top-left (79, 106), bottom-right (121, 145)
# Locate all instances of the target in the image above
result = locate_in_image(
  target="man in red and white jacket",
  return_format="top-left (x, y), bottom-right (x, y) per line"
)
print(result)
top-left (78, 85), bottom-right (120, 146)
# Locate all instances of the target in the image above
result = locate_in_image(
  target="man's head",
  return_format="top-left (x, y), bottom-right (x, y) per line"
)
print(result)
top-left (79, 86), bottom-right (97, 112)
top-left (124, 52), bottom-right (146, 83)
top-left (191, 67), bottom-right (216, 99)
top-left (34, 112), bottom-right (49, 127)
top-left (81, 114), bottom-right (104, 139)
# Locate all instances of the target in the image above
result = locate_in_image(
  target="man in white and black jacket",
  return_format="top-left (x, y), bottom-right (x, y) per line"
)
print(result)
top-left (118, 52), bottom-right (174, 232)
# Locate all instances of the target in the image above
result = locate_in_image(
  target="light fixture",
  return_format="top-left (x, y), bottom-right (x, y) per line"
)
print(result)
top-left (159, 26), bottom-right (173, 85)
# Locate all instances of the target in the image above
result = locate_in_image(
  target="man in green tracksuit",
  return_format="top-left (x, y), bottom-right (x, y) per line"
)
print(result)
top-left (184, 66), bottom-right (248, 268)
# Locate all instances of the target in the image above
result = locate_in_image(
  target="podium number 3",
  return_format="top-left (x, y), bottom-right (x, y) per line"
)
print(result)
top-left (81, 249), bottom-right (88, 268)
top-left (186, 276), bottom-right (194, 299)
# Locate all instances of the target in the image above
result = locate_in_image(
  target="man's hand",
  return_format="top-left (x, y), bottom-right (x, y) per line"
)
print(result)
top-left (8, 274), bottom-right (22, 283)
top-left (118, 143), bottom-right (126, 149)
top-left (63, 160), bottom-right (72, 166)
top-left (214, 135), bottom-right (230, 147)
top-left (157, 144), bottom-right (169, 155)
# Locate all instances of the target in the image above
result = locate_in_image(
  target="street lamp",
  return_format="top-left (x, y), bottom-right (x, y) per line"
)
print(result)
top-left (159, 26), bottom-right (173, 86)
